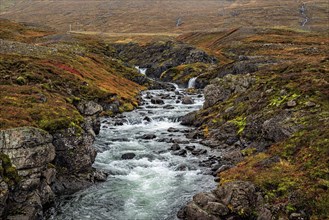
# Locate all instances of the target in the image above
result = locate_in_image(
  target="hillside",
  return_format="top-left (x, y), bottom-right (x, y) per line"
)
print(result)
top-left (177, 27), bottom-right (329, 219)
top-left (0, 0), bottom-right (328, 33)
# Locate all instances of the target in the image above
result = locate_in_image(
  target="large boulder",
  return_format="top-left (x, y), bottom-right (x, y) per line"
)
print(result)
top-left (77, 100), bottom-right (103, 116)
top-left (181, 111), bottom-right (197, 126)
top-left (0, 127), bottom-right (56, 219)
top-left (203, 74), bottom-right (255, 109)
top-left (178, 181), bottom-right (261, 220)
top-left (182, 96), bottom-right (194, 105)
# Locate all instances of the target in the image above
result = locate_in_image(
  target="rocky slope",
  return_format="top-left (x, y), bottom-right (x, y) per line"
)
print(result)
top-left (178, 28), bottom-right (329, 219)
top-left (0, 19), bottom-right (161, 219)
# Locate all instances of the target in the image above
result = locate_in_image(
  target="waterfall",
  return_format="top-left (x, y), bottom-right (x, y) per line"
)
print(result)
top-left (135, 66), bottom-right (147, 75)
top-left (188, 77), bottom-right (197, 88)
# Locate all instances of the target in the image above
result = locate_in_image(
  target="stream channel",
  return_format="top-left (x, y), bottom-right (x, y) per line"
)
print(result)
top-left (50, 86), bottom-right (217, 220)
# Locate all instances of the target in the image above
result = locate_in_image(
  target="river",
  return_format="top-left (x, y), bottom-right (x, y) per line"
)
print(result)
top-left (49, 87), bottom-right (216, 220)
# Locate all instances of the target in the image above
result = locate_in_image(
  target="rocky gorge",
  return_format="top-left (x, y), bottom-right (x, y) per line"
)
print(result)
top-left (1, 18), bottom-right (328, 220)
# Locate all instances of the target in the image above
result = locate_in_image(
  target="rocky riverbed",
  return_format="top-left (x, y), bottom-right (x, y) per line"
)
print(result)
top-left (47, 86), bottom-right (221, 219)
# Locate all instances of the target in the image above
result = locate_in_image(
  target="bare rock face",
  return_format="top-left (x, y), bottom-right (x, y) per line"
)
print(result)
top-left (178, 181), bottom-right (261, 220)
top-left (0, 127), bottom-right (56, 219)
top-left (51, 117), bottom-right (100, 195)
top-left (203, 74), bottom-right (255, 109)
top-left (0, 113), bottom-right (103, 219)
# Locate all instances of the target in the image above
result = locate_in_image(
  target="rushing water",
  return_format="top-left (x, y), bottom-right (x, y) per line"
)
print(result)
top-left (50, 87), bottom-right (216, 220)
top-left (187, 77), bottom-right (197, 89)
top-left (135, 66), bottom-right (147, 75)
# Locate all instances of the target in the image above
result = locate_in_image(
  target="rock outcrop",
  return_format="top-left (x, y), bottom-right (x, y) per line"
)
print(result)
top-left (203, 74), bottom-right (255, 109)
top-left (0, 127), bottom-right (56, 219)
top-left (178, 181), bottom-right (262, 220)
top-left (0, 102), bottom-right (105, 219)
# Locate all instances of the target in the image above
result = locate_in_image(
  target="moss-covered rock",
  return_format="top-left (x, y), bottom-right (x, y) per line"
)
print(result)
top-left (0, 153), bottom-right (20, 187)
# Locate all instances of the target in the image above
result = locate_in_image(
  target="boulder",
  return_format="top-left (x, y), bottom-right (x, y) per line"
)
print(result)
top-left (141, 134), bottom-right (157, 140)
top-left (163, 105), bottom-right (175, 109)
top-left (143, 116), bottom-right (152, 122)
top-left (151, 98), bottom-right (165, 105)
top-left (213, 165), bottom-right (233, 176)
top-left (168, 127), bottom-right (179, 132)
top-left (182, 96), bottom-right (194, 104)
top-left (286, 100), bottom-right (297, 108)
top-left (121, 153), bottom-right (136, 160)
top-left (178, 181), bottom-right (260, 220)
top-left (192, 149), bottom-right (207, 156)
top-left (185, 145), bottom-right (196, 151)
top-left (77, 101), bottom-right (103, 116)
top-left (203, 74), bottom-right (255, 109)
top-left (173, 149), bottom-right (187, 157)
top-left (181, 111), bottom-right (197, 126)
top-left (170, 143), bottom-right (181, 151)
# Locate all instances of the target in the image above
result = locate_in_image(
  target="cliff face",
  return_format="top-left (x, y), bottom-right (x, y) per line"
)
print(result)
top-left (0, 105), bottom-right (107, 219)
top-left (0, 127), bottom-right (55, 218)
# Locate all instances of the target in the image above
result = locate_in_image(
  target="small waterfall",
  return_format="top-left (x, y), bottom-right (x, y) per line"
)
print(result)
top-left (188, 77), bottom-right (197, 88)
top-left (135, 66), bottom-right (147, 75)
top-left (170, 82), bottom-right (179, 90)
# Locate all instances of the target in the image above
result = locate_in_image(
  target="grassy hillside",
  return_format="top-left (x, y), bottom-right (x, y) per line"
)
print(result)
top-left (0, 0), bottom-right (328, 33)
top-left (181, 27), bottom-right (329, 218)
top-left (0, 19), bottom-right (144, 131)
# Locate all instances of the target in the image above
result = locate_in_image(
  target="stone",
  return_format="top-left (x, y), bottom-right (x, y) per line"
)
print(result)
top-left (182, 96), bottom-right (194, 104)
top-left (289, 213), bottom-right (305, 220)
top-left (170, 143), bottom-right (181, 151)
top-left (205, 202), bottom-right (229, 216)
top-left (305, 101), bottom-right (316, 107)
top-left (151, 98), bottom-right (165, 105)
top-left (93, 171), bottom-right (108, 181)
top-left (221, 150), bottom-right (243, 164)
top-left (121, 153), bottom-right (136, 160)
top-left (172, 139), bottom-right (190, 144)
top-left (168, 127), bottom-right (179, 132)
top-left (257, 208), bottom-right (273, 220)
top-left (114, 119), bottom-right (128, 126)
top-left (203, 74), bottom-right (255, 108)
top-left (213, 165), bottom-right (233, 176)
top-left (181, 111), bottom-right (197, 126)
top-left (172, 149), bottom-right (187, 157)
top-left (52, 127), bottom-right (96, 173)
top-left (163, 105), bottom-right (175, 109)
top-left (141, 134), bottom-right (156, 140)
top-left (185, 145), bottom-right (196, 151)
top-left (0, 127), bottom-right (58, 219)
top-left (192, 149), bottom-right (207, 156)
top-left (213, 181), bottom-right (257, 215)
top-left (0, 181), bottom-right (8, 217)
top-left (42, 168), bottom-right (57, 185)
top-left (286, 100), bottom-right (297, 108)
top-left (77, 101), bottom-right (103, 116)
top-left (177, 202), bottom-right (221, 220)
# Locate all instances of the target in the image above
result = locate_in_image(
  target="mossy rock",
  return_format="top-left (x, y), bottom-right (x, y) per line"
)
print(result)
top-left (0, 153), bottom-right (20, 186)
